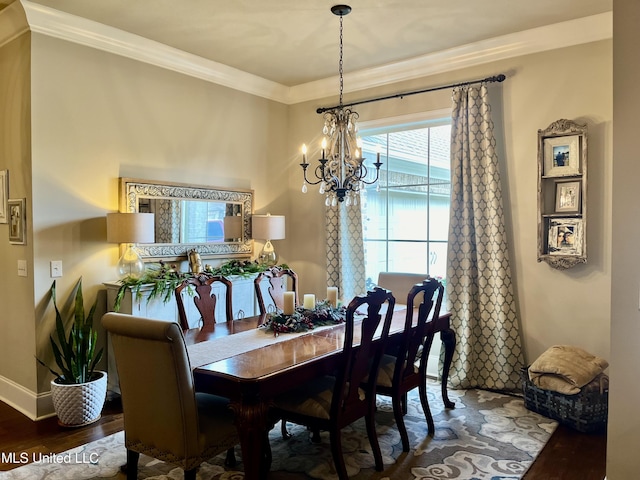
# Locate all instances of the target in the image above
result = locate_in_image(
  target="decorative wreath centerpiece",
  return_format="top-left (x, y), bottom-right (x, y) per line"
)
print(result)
top-left (262, 299), bottom-right (346, 335)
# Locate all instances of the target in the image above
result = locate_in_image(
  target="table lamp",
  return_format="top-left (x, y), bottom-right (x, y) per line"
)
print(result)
top-left (252, 213), bottom-right (285, 266)
top-left (107, 212), bottom-right (155, 279)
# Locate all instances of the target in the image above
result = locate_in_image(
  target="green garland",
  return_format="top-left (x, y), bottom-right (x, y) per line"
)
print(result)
top-left (113, 259), bottom-right (288, 312)
top-left (261, 300), bottom-right (346, 335)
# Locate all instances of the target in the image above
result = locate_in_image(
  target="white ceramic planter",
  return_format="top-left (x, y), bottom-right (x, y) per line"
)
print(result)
top-left (50, 371), bottom-right (107, 427)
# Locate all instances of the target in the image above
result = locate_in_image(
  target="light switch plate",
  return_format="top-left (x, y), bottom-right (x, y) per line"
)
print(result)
top-left (17, 260), bottom-right (27, 277)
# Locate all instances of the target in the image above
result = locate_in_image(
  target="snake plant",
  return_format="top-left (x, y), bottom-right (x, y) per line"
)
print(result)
top-left (37, 279), bottom-right (103, 385)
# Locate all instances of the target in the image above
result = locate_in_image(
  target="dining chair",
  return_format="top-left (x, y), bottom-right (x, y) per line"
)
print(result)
top-left (175, 274), bottom-right (233, 330)
top-left (254, 266), bottom-right (299, 316)
top-left (375, 277), bottom-right (444, 452)
top-left (377, 272), bottom-right (428, 304)
top-left (101, 313), bottom-right (240, 480)
top-left (272, 287), bottom-right (396, 480)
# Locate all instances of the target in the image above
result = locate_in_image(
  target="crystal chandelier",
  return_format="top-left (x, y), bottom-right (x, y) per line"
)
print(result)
top-left (300, 4), bottom-right (382, 207)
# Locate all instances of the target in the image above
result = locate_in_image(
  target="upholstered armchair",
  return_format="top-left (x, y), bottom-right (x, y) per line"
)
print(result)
top-left (102, 313), bottom-right (239, 480)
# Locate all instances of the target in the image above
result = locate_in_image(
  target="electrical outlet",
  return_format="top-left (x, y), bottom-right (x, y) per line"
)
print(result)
top-left (50, 260), bottom-right (63, 278)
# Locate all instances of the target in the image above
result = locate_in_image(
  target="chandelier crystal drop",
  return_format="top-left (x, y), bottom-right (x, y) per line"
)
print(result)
top-left (299, 5), bottom-right (382, 206)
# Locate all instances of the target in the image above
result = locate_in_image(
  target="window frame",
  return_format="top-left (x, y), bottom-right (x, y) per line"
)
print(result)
top-left (359, 110), bottom-right (452, 284)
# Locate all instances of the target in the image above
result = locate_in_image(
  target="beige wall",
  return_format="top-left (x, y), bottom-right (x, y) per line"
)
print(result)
top-left (286, 40), bottom-right (612, 368)
top-left (608, 1), bottom-right (640, 477)
top-left (0, 32), bottom-right (37, 405)
top-left (27, 34), bottom-right (288, 407)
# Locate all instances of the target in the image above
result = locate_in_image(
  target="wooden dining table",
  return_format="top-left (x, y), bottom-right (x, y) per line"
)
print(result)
top-left (187, 307), bottom-right (455, 480)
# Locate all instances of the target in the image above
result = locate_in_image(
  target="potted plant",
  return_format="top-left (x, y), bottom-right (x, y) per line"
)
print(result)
top-left (38, 278), bottom-right (107, 427)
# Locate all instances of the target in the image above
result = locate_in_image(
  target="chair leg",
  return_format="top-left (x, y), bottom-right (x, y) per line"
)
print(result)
top-left (260, 432), bottom-right (273, 477)
top-left (125, 449), bottom-right (139, 480)
top-left (419, 377), bottom-right (435, 436)
top-left (365, 412), bottom-right (384, 471)
top-left (329, 428), bottom-right (349, 480)
top-left (225, 447), bottom-right (236, 467)
top-left (392, 393), bottom-right (411, 452)
top-left (281, 418), bottom-right (291, 439)
top-left (184, 468), bottom-right (197, 480)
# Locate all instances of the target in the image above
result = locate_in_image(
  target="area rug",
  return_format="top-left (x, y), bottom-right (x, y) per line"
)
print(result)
top-left (1, 383), bottom-right (557, 480)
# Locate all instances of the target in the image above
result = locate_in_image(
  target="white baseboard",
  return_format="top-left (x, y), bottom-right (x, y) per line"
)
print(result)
top-left (0, 374), bottom-right (55, 421)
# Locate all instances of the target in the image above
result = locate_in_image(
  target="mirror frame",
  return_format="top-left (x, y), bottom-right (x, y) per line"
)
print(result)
top-left (119, 178), bottom-right (253, 260)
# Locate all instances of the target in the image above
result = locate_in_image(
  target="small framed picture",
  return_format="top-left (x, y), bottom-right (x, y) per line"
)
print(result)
top-left (555, 180), bottom-right (581, 213)
top-left (0, 170), bottom-right (7, 224)
top-left (8, 198), bottom-right (26, 245)
top-left (547, 218), bottom-right (583, 256)
top-left (543, 135), bottom-right (580, 177)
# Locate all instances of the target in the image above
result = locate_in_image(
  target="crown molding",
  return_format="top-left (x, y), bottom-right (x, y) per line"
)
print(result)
top-left (19, 0), bottom-right (289, 103)
top-left (0, 0), bottom-right (29, 48)
top-left (16, 1), bottom-right (611, 106)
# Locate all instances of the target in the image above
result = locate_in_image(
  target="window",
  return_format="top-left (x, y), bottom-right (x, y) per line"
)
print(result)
top-left (182, 200), bottom-right (226, 243)
top-left (360, 117), bottom-right (451, 289)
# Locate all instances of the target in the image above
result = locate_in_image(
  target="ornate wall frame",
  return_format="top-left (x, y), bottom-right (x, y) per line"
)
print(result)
top-left (120, 178), bottom-right (253, 261)
top-left (537, 119), bottom-right (588, 270)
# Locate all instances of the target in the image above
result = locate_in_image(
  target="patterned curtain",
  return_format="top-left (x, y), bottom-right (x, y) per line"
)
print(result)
top-left (446, 84), bottom-right (524, 391)
top-left (154, 199), bottom-right (181, 243)
top-left (326, 204), bottom-right (366, 304)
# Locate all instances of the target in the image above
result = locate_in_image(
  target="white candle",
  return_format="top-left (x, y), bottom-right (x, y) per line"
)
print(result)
top-left (283, 291), bottom-right (295, 315)
top-left (327, 286), bottom-right (338, 307)
top-left (303, 294), bottom-right (316, 310)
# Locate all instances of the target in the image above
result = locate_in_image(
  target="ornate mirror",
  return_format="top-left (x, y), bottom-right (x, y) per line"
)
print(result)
top-left (119, 178), bottom-right (253, 260)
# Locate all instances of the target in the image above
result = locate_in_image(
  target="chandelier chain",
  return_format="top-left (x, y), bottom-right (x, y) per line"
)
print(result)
top-left (338, 13), bottom-right (344, 107)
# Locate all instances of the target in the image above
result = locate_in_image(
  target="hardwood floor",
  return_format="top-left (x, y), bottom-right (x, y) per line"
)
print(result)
top-left (0, 398), bottom-right (606, 478)
top-left (0, 397), bottom-right (124, 472)
top-left (523, 424), bottom-right (607, 480)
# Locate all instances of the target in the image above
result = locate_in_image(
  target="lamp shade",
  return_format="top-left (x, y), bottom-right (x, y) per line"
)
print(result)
top-left (252, 214), bottom-right (285, 240)
top-left (106, 213), bottom-right (155, 244)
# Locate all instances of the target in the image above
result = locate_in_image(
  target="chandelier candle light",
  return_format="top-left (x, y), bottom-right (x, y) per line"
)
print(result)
top-left (300, 4), bottom-right (382, 207)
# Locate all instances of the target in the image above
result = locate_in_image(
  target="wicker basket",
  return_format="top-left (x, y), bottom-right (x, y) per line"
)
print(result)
top-left (520, 367), bottom-right (608, 433)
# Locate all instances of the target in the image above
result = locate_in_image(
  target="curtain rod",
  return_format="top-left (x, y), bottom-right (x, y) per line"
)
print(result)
top-left (316, 73), bottom-right (506, 114)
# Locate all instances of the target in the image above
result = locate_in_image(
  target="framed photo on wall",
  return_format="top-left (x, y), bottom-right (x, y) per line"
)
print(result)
top-left (555, 180), bottom-right (581, 213)
top-left (0, 170), bottom-right (7, 224)
top-left (543, 135), bottom-right (581, 177)
top-left (8, 198), bottom-right (26, 245)
top-left (547, 218), bottom-right (583, 256)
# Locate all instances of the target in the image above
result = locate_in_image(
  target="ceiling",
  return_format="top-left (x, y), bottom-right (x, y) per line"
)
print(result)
top-left (3, 0), bottom-right (612, 88)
